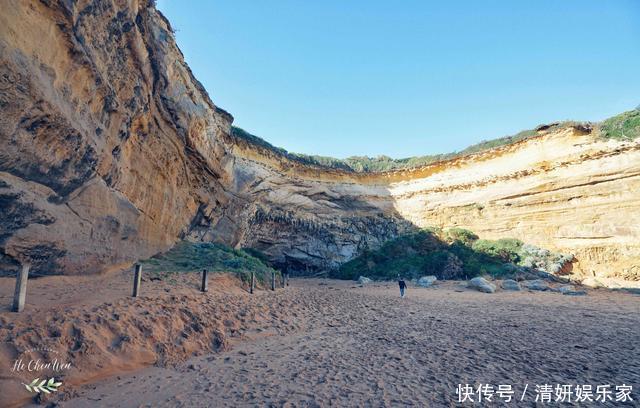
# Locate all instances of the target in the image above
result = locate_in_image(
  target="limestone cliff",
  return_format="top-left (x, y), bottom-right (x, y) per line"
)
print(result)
top-left (385, 127), bottom-right (640, 282)
top-left (0, 0), bottom-right (638, 285)
top-left (0, 0), bottom-right (409, 276)
top-left (224, 124), bottom-right (640, 282)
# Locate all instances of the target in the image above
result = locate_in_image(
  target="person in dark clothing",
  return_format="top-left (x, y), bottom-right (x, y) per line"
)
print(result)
top-left (398, 278), bottom-right (407, 298)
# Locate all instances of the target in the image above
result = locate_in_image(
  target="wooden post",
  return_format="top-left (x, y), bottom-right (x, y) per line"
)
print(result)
top-left (12, 264), bottom-right (30, 313)
top-left (250, 271), bottom-right (255, 294)
top-left (281, 272), bottom-right (286, 288)
top-left (271, 271), bottom-right (276, 291)
top-left (201, 269), bottom-right (208, 292)
top-left (132, 264), bottom-right (142, 297)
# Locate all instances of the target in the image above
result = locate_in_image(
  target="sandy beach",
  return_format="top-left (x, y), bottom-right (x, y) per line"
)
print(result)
top-left (2, 274), bottom-right (637, 407)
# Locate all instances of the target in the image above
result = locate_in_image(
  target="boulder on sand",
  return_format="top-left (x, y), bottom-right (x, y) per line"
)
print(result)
top-left (563, 290), bottom-right (587, 296)
top-left (357, 276), bottom-right (372, 285)
top-left (581, 277), bottom-right (605, 288)
top-left (552, 284), bottom-right (575, 294)
top-left (501, 279), bottom-right (521, 291)
top-left (469, 277), bottom-right (496, 293)
top-left (524, 279), bottom-right (549, 291)
top-left (417, 276), bottom-right (437, 287)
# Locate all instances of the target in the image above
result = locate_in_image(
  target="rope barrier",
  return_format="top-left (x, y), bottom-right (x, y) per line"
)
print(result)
top-left (1, 271), bottom-right (56, 278)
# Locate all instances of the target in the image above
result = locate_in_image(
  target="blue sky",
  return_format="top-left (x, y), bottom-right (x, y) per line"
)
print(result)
top-left (157, 0), bottom-right (640, 158)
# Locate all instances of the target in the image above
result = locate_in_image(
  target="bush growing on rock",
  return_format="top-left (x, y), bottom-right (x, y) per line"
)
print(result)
top-left (332, 230), bottom-right (449, 280)
top-left (233, 122), bottom-right (591, 174)
top-left (444, 228), bottom-right (479, 246)
top-left (517, 244), bottom-right (574, 275)
top-left (599, 109), bottom-right (640, 140)
top-left (472, 238), bottom-right (524, 263)
top-left (330, 225), bottom-right (577, 282)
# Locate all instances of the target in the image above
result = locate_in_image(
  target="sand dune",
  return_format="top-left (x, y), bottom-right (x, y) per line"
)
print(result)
top-left (0, 272), bottom-right (299, 407)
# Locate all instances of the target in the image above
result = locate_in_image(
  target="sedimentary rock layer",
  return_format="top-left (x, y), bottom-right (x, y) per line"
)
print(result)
top-left (385, 128), bottom-right (640, 281)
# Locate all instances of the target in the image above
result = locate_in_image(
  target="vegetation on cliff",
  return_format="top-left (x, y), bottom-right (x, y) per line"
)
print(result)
top-left (234, 105), bottom-right (640, 174)
top-left (330, 228), bottom-right (572, 281)
top-left (231, 126), bottom-right (354, 171)
top-left (599, 108), bottom-right (640, 140)
top-left (141, 241), bottom-right (279, 284)
top-left (232, 121), bottom-right (579, 173)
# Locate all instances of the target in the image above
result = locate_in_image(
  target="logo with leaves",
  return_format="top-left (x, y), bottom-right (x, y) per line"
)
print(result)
top-left (23, 378), bottom-right (62, 394)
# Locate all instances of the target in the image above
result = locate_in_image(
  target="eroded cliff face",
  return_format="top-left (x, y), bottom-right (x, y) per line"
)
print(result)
top-left (215, 151), bottom-right (413, 273)
top-left (0, 0), bottom-right (234, 274)
top-left (218, 124), bottom-right (640, 283)
top-left (0, 0), bottom-right (638, 284)
top-left (0, 0), bottom-right (410, 275)
top-left (385, 128), bottom-right (640, 283)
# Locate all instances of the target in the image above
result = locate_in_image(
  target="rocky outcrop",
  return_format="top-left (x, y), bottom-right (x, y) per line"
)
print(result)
top-left (1, 0), bottom-right (638, 286)
top-left (523, 280), bottom-right (549, 291)
top-left (185, 153), bottom-right (413, 272)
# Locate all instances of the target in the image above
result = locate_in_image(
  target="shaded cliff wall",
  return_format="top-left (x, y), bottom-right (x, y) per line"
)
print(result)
top-left (213, 155), bottom-right (411, 273)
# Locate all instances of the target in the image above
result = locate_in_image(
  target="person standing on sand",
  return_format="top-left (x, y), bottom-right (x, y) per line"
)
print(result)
top-left (398, 278), bottom-right (407, 298)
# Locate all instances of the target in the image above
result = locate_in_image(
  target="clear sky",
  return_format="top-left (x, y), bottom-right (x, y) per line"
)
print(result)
top-left (157, 0), bottom-right (640, 159)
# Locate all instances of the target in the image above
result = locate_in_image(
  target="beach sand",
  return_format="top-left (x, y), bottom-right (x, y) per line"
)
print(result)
top-left (1, 275), bottom-right (638, 407)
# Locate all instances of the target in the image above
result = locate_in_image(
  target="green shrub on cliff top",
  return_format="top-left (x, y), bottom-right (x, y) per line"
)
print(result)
top-left (230, 125), bottom-right (547, 173)
top-left (232, 106), bottom-right (637, 174)
top-left (599, 109), bottom-right (640, 140)
top-left (230, 124), bottom-right (567, 173)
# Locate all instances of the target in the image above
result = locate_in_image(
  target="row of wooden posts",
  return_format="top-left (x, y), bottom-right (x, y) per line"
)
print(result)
top-left (10, 263), bottom-right (288, 312)
top-left (131, 264), bottom-right (289, 298)
top-left (11, 263), bottom-right (30, 312)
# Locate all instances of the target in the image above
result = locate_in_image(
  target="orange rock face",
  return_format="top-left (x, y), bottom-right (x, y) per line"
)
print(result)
top-left (0, 0), bottom-right (234, 274)
top-left (1, 0), bottom-right (637, 286)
